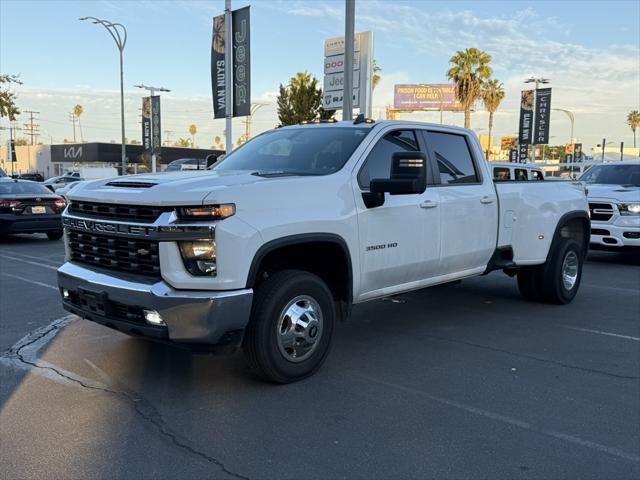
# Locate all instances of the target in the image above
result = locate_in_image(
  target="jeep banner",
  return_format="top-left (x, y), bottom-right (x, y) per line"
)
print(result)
top-left (211, 7), bottom-right (251, 119)
top-left (142, 96), bottom-right (151, 152)
top-left (533, 88), bottom-right (552, 145)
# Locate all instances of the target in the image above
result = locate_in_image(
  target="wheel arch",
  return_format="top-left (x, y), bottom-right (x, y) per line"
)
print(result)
top-left (546, 210), bottom-right (590, 261)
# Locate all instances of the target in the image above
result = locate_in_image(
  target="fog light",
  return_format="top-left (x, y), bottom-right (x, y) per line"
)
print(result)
top-left (62, 288), bottom-right (70, 299)
top-left (143, 310), bottom-right (165, 326)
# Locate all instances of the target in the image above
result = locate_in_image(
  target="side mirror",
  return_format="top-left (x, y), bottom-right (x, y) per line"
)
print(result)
top-left (370, 151), bottom-right (427, 195)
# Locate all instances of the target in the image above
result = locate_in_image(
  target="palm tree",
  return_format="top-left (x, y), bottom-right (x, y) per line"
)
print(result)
top-left (627, 110), bottom-right (640, 148)
top-left (447, 48), bottom-right (492, 128)
top-left (73, 104), bottom-right (84, 142)
top-left (481, 79), bottom-right (505, 160)
top-left (175, 138), bottom-right (190, 147)
top-left (189, 124), bottom-right (197, 148)
top-left (372, 60), bottom-right (381, 91)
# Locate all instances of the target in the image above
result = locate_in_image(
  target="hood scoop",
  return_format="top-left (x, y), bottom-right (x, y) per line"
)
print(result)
top-left (105, 181), bottom-right (157, 188)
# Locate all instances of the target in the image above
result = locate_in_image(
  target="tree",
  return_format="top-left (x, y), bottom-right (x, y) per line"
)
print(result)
top-left (481, 79), bottom-right (505, 159)
top-left (14, 138), bottom-right (28, 146)
top-left (175, 138), bottom-right (191, 147)
top-left (73, 104), bottom-right (84, 142)
top-left (189, 124), bottom-right (197, 148)
top-left (446, 48), bottom-right (492, 128)
top-left (627, 110), bottom-right (640, 148)
top-left (0, 74), bottom-right (21, 120)
top-left (372, 60), bottom-right (381, 91)
top-left (214, 135), bottom-right (223, 149)
top-left (277, 71), bottom-right (322, 126)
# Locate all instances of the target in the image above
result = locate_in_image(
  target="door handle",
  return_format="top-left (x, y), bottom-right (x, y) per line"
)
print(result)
top-left (480, 196), bottom-right (494, 204)
top-left (420, 200), bottom-right (438, 209)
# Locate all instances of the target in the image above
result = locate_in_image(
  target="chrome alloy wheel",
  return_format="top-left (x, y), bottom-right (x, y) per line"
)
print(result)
top-left (562, 251), bottom-right (579, 290)
top-left (276, 295), bottom-right (323, 363)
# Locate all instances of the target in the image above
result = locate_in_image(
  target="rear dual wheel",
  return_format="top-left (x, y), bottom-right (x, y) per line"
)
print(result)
top-left (517, 238), bottom-right (582, 304)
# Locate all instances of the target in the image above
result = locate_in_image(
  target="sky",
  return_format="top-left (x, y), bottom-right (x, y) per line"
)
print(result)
top-left (1, 0), bottom-right (639, 151)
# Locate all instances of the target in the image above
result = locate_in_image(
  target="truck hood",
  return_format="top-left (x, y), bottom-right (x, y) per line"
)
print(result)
top-left (586, 184), bottom-right (640, 203)
top-left (67, 170), bottom-right (265, 206)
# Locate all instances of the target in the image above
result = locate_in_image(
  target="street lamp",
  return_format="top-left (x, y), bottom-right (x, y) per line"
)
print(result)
top-left (524, 77), bottom-right (551, 163)
top-left (553, 108), bottom-right (574, 144)
top-left (134, 84), bottom-right (170, 173)
top-left (79, 16), bottom-right (127, 175)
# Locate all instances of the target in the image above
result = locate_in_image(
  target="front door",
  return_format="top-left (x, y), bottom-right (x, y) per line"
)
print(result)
top-left (353, 128), bottom-right (441, 299)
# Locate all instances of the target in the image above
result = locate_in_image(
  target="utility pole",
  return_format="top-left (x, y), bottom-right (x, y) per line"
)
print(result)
top-left (134, 84), bottom-right (170, 172)
top-left (620, 141), bottom-right (624, 161)
top-left (224, 0), bottom-right (233, 154)
top-left (23, 110), bottom-right (40, 145)
top-left (69, 113), bottom-right (77, 142)
top-left (164, 130), bottom-right (175, 146)
top-left (343, 0), bottom-right (355, 121)
top-left (601, 138), bottom-right (606, 162)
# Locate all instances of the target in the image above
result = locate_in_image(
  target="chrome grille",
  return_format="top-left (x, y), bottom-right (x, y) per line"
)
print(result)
top-left (588, 202), bottom-right (614, 222)
top-left (67, 229), bottom-right (160, 277)
top-left (68, 201), bottom-right (171, 223)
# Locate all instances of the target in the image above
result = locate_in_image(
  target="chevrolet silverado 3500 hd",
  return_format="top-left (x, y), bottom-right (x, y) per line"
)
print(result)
top-left (58, 120), bottom-right (590, 383)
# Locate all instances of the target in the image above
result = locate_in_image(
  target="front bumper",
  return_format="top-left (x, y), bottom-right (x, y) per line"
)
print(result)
top-left (590, 219), bottom-right (640, 249)
top-left (58, 262), bottom-right (253, 350)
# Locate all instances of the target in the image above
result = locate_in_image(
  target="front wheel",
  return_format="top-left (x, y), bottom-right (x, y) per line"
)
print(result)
top-left (242, 270), bottom-right (335, 383)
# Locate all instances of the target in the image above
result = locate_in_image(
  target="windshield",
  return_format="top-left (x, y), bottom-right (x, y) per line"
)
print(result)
top-left (0, 181), bottom-right (53, 195)
top-left (214, 127), bottom-right (371, 175)
top-left (579, 164), bottom-right (640, 186)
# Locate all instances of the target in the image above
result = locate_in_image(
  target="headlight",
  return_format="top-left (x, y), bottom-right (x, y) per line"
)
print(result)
top-left (177, 204), bottom-right (235, 220)
top-left (619, 203), bottom-right (640, 216)
top-left (178, 239), bottom-right (217, 275)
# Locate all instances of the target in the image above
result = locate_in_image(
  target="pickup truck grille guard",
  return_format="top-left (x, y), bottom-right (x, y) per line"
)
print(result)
top-left (62, 210), bottom-right (215, 278)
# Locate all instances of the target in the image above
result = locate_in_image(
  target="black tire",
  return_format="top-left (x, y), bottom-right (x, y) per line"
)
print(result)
top-left (540, 238), bottom-right (583, 304)
top-left (517, 266), bottom-right (543, 302)
top-left (46, 230), bottom-right (63, 241)
top-left (242, 270), bottom-right (335, 384)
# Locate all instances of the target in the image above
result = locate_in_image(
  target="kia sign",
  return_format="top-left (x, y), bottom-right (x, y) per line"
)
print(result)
top-left (393, 84), bottom-right (462, 111)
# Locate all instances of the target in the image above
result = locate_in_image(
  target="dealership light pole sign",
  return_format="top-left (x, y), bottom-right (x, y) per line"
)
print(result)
top-left (322, 31), bottom-right (373, 117)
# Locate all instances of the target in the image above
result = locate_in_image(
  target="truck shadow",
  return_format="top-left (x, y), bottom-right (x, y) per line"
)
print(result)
top-left (586, 250), bottom-right (640, 266)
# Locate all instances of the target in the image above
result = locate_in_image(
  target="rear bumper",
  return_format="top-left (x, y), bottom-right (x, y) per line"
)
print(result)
top-left (57, 262), bottom-right (253, 350)
top-left (0, 214), bottom-right (62, 234)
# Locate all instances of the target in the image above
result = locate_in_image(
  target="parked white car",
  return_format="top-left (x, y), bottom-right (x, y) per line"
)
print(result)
top-left (579, 161), bottom-right (640, 250)
top-left (44, 175), bottom-right (84, 192)
top-left (55, 180), bottom-right (85, 201)
top-left (58, 120), bottom-right (590, 383)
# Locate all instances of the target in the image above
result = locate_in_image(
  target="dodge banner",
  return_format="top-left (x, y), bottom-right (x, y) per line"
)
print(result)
top-left (533, 88), bottom-right (552, 145)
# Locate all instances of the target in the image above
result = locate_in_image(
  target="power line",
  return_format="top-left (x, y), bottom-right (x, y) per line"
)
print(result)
top-left (23, 110), bottom-right (40, 145)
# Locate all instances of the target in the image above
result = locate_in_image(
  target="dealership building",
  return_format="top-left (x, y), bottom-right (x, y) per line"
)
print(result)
top-left (0, 143), bottom-right (223, 178)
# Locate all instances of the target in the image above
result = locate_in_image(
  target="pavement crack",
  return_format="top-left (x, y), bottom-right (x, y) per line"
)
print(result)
top-left (4, 318), bottom-right (251, 480)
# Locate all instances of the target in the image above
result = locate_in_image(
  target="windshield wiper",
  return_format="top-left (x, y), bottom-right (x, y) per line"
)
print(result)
top-left (251, 170), bottom-right (323, 177)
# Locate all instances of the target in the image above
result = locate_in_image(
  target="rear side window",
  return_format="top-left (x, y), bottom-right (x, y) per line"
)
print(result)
top-left (426, 132), bottom-right (478, 185)
top-left (532, 170), bottom-right (544, 181)
top-left (358, 129), bottom-right (419, 188)
top-left (494, 167), bottom-right (511, 181)
top-left (515, 168), bottom-right (528, 181)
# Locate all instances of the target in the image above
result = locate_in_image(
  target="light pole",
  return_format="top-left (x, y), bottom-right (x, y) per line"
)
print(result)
top-left (524, 76), bottom-right (550, 163)
top-left (134, 84), bottom-right (170, 173)
top-left (242, 103), bottom-right (268, 143)
top-left (553, 108), bottom-right (574, 144)
top-left (79, 16), bottom-right (127, 175)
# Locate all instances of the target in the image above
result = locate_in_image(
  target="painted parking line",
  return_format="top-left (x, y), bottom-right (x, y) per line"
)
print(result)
top-left (560, 325), bottom-right (640, 342)
top-left (0, 272), bottom-right (58, 290)
top-left (0, 254), bottom-right (58, 270)
top-left (355, 373), bottom-right (640, 463)
top-left (0, 250), bottom-right (63, 266)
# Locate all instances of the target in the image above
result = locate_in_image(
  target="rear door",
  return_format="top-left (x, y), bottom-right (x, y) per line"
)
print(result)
top-left (424, 130), bottom-right (497, 275)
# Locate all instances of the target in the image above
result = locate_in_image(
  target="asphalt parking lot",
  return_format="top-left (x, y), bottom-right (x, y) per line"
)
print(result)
top-left (1, 235), bottom-right (639, 480)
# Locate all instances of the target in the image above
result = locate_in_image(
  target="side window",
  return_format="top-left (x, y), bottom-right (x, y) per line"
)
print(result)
top-left (426, 132), bottom-right (479, 185)
top-left (515, 168), bottom-right (528, 181)
top-left (493, 167), bottom-right (511, 181)
top-left (532, 170), bottom-right (544, 181)
top-left (358, 129), bottom-right (418, 188)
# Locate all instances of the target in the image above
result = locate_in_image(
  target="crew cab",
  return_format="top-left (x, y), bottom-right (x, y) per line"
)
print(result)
top-left (58, 120), bottom-right (589, 383)
top-left (579, 161), bottom-right (640, 250)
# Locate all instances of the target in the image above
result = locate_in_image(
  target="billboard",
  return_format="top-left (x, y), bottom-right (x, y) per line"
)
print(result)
top-left (393, 84), bottom-right (462, 110)
top-left (500, 136), bottom-right (518, 151)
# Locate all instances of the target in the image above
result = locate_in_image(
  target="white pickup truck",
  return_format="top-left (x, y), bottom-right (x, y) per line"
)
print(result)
top-left (579, 161), bottom-right (640, 250)
top-left (58, 119), bottom-right (589, 383)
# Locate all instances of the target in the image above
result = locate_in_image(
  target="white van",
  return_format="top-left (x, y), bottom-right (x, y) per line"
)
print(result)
top-left (66, 167), bottom-right (119, 180)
